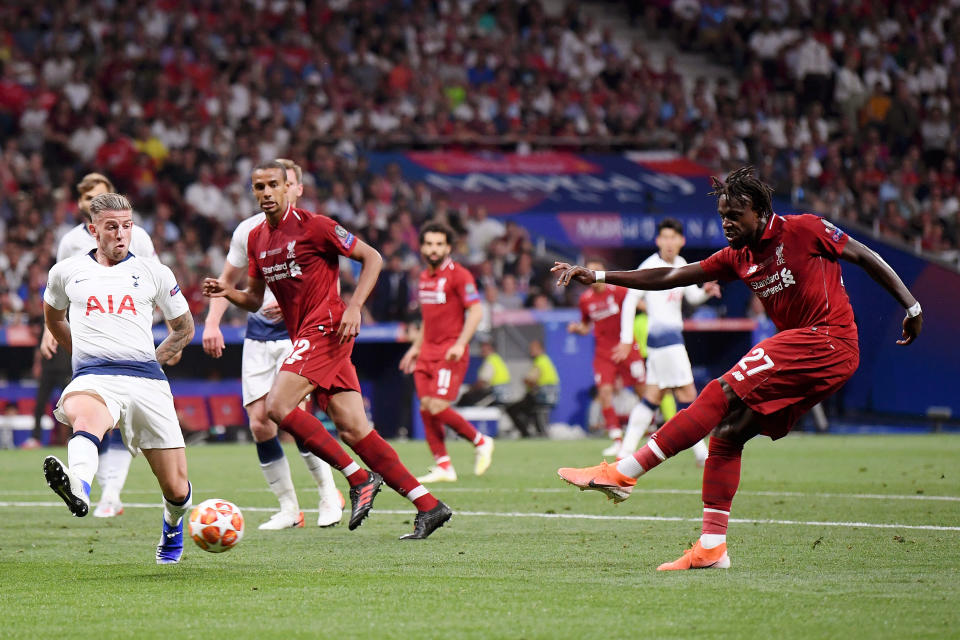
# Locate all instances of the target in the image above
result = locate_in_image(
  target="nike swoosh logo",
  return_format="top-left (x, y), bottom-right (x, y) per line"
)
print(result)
top-left (587, 480), bottom-right (614, 489)
top-left (74, 278), bottom-right (90, 283)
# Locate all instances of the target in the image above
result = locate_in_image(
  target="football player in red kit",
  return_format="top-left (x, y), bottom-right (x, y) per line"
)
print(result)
top-left (554, 166), bottom-right (922, 569)
top-left (399, 221), bottom-right (494, 483)
top-left (203, 162), bottom-right (450, 540)
top-left (568, 259), bottom-right (645, 455)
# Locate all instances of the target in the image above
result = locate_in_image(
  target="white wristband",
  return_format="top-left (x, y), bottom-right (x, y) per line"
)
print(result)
top-left (906, 302), bottom-right (922, 318)
top-left (594, 270), bottom-right (605, 284)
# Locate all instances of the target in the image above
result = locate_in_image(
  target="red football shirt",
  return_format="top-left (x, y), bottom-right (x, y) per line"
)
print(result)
top-left (700, 213), bottom-right (857, 341)
top-left (418, 258), bottom-right (481, 360)
top-left (579, 285), bottom-right (632, 355)
top-left (247, 206), bottom-right (357, 340)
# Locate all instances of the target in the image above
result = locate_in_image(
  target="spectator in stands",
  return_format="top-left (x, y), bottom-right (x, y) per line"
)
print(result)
top-left (505, 339), bottom-right (559, 438)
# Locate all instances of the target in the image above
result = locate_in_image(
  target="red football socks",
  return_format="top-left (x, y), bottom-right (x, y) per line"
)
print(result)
top-left (278, 408), bottom-right (368, 486)
top-left (420, 409), bottom-right (450, 464)
top-left (602, 406), bottom-right (619, 432)
top-left (353, 430), bottom-right (439, 511)
top-left (633, 378), bottom-right (730, 473)
top-left (701, 436), bottom-right (743, 535)
top-left (435, 407), bottom-right (483, 445)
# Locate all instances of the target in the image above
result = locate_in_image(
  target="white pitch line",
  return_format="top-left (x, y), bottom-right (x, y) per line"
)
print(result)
top-left (2, 487), bottom-right (958, 502)
top-left (3, 501), bottom-right (958, 532)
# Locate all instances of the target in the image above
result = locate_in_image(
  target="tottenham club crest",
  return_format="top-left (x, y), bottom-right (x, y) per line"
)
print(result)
top-left (131, 274), bottom-right (140, 288)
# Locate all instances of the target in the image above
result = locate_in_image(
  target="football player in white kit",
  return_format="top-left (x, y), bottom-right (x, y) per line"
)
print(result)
top-left (202, 159), bottom-right (344, 530)
top-left (37, 173), bottom-right (162, 518)
top-left (42, 193), bottom-right (195, 564)
top-left (618, 218), bottom-right (721, 463)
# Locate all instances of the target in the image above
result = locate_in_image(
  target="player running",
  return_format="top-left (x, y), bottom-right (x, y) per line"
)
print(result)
top-left (203, 159), bottom-right (344, 530)
top-left (568, 259), bottom-right (645, 455)
top-left (36, 173), bottom-right (161, 519)
top-left (554, 166), bottom-right (922, 570)
top-left (203, 162), bottom-right (451, 539)
top-left (42, 193), bottom-right (195, 564)
top-left (617, 218), bottom-right (721, 463)
top-left (399, 221), bottom-right (494, 483)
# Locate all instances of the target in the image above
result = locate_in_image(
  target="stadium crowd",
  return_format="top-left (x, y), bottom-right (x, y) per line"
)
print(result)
top-left (1, 0), bottom-right (959, 333)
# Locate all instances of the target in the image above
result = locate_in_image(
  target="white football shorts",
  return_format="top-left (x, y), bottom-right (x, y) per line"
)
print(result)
top-left (54, 374), bottom-right (185, 455)
top-left (644, 344), bottom-right (695, 390)
top-left (241, 338), bottom-right (293, 406)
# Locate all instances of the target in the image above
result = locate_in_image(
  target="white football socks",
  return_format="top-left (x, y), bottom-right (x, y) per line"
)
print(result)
top-left (67, 435), bottom-right (100, 487)
top-left (700, 533), bottom-right (726, 549)
top-left (163, 482), bottom-right (192, 526)
top-left (99, 446), bottom-right (133, 501)
top-left (300, 451), bottom-right (340, 502)
top-left (261, 457), bottom-right (299, 514)
top-left (692, 439), bottom-right (708, 465)
top-left (620, 400), bottom-right (655, 457)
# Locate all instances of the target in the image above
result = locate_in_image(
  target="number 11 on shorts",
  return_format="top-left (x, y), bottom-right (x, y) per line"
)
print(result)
top-left (437, 368), bottom-right (452, 395)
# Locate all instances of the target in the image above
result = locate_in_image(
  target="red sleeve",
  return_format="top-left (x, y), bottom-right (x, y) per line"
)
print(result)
top-left (312, 213), bottom-right (357, 257)
top-left (457, 267), bottom-right (481, 307)
top-left (795, 213), bottom-right (849, 259)
top-left (579, 294), bottom-right (589, 323)
top-left (699, 247), bottom-right (739, 282)
top-left (247, 230), bottom-right (263, 280)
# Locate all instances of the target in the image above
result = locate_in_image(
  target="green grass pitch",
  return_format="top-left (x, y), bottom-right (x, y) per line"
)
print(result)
top-left (1, 435), bottom-right (958, 639)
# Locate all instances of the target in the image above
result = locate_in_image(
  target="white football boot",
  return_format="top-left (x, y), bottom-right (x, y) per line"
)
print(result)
top-left (474, 438), bottom-right (495, 476)
top-left (416, 466), bottom-right (458, 483)
top-left (317, 490), bottom-right (345, 527)
top-left (258, 510), bottom-right (305, 530)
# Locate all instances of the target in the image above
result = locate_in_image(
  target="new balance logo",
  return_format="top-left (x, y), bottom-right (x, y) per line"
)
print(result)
top-left (781, 268), bottom-right (795, 287)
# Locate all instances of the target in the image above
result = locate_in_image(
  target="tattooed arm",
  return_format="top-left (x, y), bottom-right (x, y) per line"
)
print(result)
top-left (156, 312), bottom-right (195, 366)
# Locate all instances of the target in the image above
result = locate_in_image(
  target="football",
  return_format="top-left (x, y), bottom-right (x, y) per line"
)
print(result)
top-left (188, 499), bottom-right (244, 553)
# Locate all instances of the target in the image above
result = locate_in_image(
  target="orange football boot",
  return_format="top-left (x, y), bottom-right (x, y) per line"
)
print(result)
top-left (557, 461), bottom-right (637, 503)
top-left (657, 540), bottom-right (731, 571)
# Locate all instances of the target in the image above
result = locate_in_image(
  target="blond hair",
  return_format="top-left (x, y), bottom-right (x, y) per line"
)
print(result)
top-left (76, 172), bottom-right (115, 197)
top-left (88, 193), bottom-right (132, 218)
top-left (275, 158), bottom-right (303, 185)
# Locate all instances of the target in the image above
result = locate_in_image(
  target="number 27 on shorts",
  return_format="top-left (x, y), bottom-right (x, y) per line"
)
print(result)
top-left (731, 347), bottom-right (774, 382)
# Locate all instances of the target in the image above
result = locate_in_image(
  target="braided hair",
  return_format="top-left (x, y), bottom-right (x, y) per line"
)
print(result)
top-left (709, 166), bottom-right (775, 221)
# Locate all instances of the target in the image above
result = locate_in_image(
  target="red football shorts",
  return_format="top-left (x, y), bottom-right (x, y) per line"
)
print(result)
top-left (279, 330), bottom-right (361, 411)
top-left (594, 343), bottom-right (645, 387)
top-left (722, 327), bottom-right (859, 439)
top-left (414, 354), bottom-right (469, 401)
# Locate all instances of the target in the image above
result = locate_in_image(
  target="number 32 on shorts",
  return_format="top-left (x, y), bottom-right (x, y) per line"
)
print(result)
top-left (731, 347), bottom-right (774, 381)
top-left (284, 339), bottom-right (310, 365)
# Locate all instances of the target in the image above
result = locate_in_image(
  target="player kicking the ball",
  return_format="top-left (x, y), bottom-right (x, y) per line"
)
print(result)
top-left (399, 221), bottom-right (494, 483)
top-left (203, 162), bottom-right (451, 539)
top-left (42, 193), bottom-right (195, 564)
top-left (554, 166), bottom-right (922, 570)
top-left (203, 158), bottom-right (344, 530)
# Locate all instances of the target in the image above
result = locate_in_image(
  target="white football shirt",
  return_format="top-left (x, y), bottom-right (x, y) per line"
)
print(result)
top-left (44, 251), bottom-right (190, 378)
top-left (620, 253), bottom-right (711, 349)
top-left (225, 212), bottom-right (286, 341)
top-left (57, 222), bottom-right (156, 263)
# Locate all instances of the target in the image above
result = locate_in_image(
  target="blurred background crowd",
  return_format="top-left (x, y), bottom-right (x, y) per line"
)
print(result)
top-left (1, 0), bottom-right (959, 336)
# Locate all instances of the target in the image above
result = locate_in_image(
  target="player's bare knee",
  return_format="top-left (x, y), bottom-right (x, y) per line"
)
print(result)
top-left (264, 393), bottom-right (294, 426)
top-left (249, 418), bottom-right (277, 442)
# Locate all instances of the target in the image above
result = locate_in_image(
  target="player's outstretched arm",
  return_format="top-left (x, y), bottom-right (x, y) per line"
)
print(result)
top-left (43, 303), bottom-right (72, 354)
top-left (552, 261), bottom-right (710, 290)
top-left (339, 239), bottom-right (382, 344)
top-left (202, 262), bottom-right (247, 358)
top-left (840, 236), bottom-right (922, 345)
top-left (202, 274), bottom-right (266, 313)
top-left (156, 312), bottom-right (195, 366)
